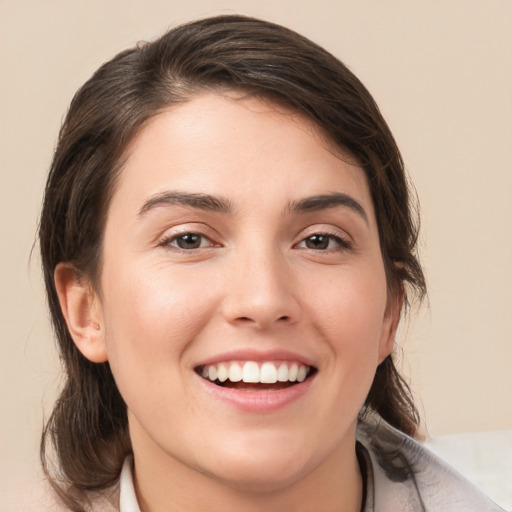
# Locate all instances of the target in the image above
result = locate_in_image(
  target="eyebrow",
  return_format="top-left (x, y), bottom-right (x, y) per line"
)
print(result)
top-left (138, 190), bottom-right (368, 224)
top-left (138, 191), bottom-right (233, 217)
top-left (287, 193), bottom-right (369, 224)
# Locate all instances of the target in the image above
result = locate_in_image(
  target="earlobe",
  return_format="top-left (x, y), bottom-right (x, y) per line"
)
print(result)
top-left (54, 262), bottom-right (108, 363)
top-left (378, 285), bottom-right (405, 364)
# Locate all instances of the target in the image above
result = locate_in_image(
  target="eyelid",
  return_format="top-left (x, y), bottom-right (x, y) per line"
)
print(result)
top-left (167, 233), bottom-right (213, 249)
top-left (297, 234), bottom-right (351, 250)
top-left (294, 226), bottom-right (353, 251)
top-left (157, 223), bottom-right (221, 250)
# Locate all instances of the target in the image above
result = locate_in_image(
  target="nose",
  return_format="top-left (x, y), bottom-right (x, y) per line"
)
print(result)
top-left (221, 248), bottom-right (300, 330)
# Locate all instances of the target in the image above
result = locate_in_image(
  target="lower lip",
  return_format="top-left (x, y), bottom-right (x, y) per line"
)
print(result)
top-left (196, 374), bottom-right (315, 413)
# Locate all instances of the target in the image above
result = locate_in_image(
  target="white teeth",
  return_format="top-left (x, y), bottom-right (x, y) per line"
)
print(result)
top-left (217, 363), bottom-right (228, 382)
top-left (228, 362), bottom-right (242, 382)
top-left (242, 361), bottom-right (260, 383)
top-left (199, 361), bottom-right (311, 385)
top-left (260, 362), bottom-right (278, 384)
top-left (297, 365), bottom-right (308, 382)
top-left (208, 366), bottom-right (218, 381)
top-left (289, 363), bottom-right (299, 381)
top-left (277, 363), bottom-right (289, 382)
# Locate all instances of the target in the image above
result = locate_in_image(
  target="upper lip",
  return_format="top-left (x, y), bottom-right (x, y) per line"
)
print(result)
top-left (194, 349), bottom-right (316, 369)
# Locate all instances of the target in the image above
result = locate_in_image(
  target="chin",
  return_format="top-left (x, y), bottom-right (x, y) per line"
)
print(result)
top-left (211, 459), bottom-right (311, 494)
top-left (197, 434), bottom-right (317, 493)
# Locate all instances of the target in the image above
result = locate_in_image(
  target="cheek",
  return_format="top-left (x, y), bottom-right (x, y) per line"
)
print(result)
top-left (99, 266), bottom-right (221, 434)
top-left (99, 263), bottom-right (217, 384)
top-left (305, 266), bottom-right (389, 385)
top-left (308, 266), bottom-right (388, 340)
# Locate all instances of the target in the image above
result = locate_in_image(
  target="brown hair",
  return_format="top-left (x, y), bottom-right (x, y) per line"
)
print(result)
top-left (39, 14), bottom-right (426, 510)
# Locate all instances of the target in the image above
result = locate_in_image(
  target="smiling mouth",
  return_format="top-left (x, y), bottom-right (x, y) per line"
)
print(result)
top-left (195, 361), bottom-right (317, 391)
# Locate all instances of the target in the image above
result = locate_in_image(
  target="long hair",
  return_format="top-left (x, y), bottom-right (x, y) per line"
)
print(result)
top-left (39, 15), bottom-right (426, 510)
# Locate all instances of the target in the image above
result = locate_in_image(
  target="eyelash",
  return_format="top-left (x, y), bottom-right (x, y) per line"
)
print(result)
top-left (159, 232), bottom-right (215, 251)
top-left (295, 232), bottom-right (352, 252)
top-left (158, 231), bottom-right (352, 252)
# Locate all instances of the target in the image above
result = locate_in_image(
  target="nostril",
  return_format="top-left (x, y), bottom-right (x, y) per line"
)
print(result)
top-left (236, 315), bottom-right (291, 324)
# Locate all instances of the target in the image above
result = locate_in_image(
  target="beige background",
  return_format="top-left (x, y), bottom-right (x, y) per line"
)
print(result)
top-left (1, 0), bottom-right (511, 505)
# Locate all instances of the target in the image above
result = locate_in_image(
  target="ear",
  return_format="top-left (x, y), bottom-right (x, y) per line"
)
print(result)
top-left (54, 262), bottom-right (108, 363)
top-left (378, 283), bottom-right (405, 364)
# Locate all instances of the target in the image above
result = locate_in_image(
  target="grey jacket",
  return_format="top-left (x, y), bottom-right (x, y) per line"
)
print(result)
top-left (356, 418), bottom-right (504, 511)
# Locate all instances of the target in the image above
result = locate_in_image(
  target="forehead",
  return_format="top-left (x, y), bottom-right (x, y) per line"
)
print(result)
top-left (112, 92), bottom-right (373, 218)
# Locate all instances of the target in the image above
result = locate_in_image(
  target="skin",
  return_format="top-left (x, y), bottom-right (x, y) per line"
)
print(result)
top-left (56, 93), bottom-right (401, 512)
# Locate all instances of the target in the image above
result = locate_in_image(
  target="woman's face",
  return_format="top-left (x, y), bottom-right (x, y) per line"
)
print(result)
top-left (87, 93), bottom-right (398, 492)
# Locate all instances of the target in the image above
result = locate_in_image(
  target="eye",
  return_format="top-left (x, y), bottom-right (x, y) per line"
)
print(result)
top-left (297, 233), bottom-right (351, 251)
top-left (163, 232), bottom-right (213, 250)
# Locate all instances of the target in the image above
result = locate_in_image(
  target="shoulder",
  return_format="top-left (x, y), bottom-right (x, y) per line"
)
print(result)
top-left (16, 458), bottom-right (137, 512)
top-left (33, 479), bottom-right (120, 512)
top-left (357, 417), bottom-right (505, 512)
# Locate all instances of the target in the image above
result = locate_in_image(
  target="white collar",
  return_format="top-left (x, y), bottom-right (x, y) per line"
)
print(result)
top-left (119, 457), bottom-right (140, 512)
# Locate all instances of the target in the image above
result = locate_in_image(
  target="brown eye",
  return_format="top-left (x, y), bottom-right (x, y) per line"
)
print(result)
top-left (304, 234), bottom-right (330, 250)
top-left (169, 233), bottom-right (210, 250)
top-left (297, 233), bottom-right (351, 251)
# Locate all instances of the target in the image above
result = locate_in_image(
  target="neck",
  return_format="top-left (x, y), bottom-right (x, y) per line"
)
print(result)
top-left (130, 423), bottom-right (363, 512)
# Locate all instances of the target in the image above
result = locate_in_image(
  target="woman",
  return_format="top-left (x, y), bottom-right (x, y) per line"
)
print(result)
top-left (39, 15), bottom-right (503, 512)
